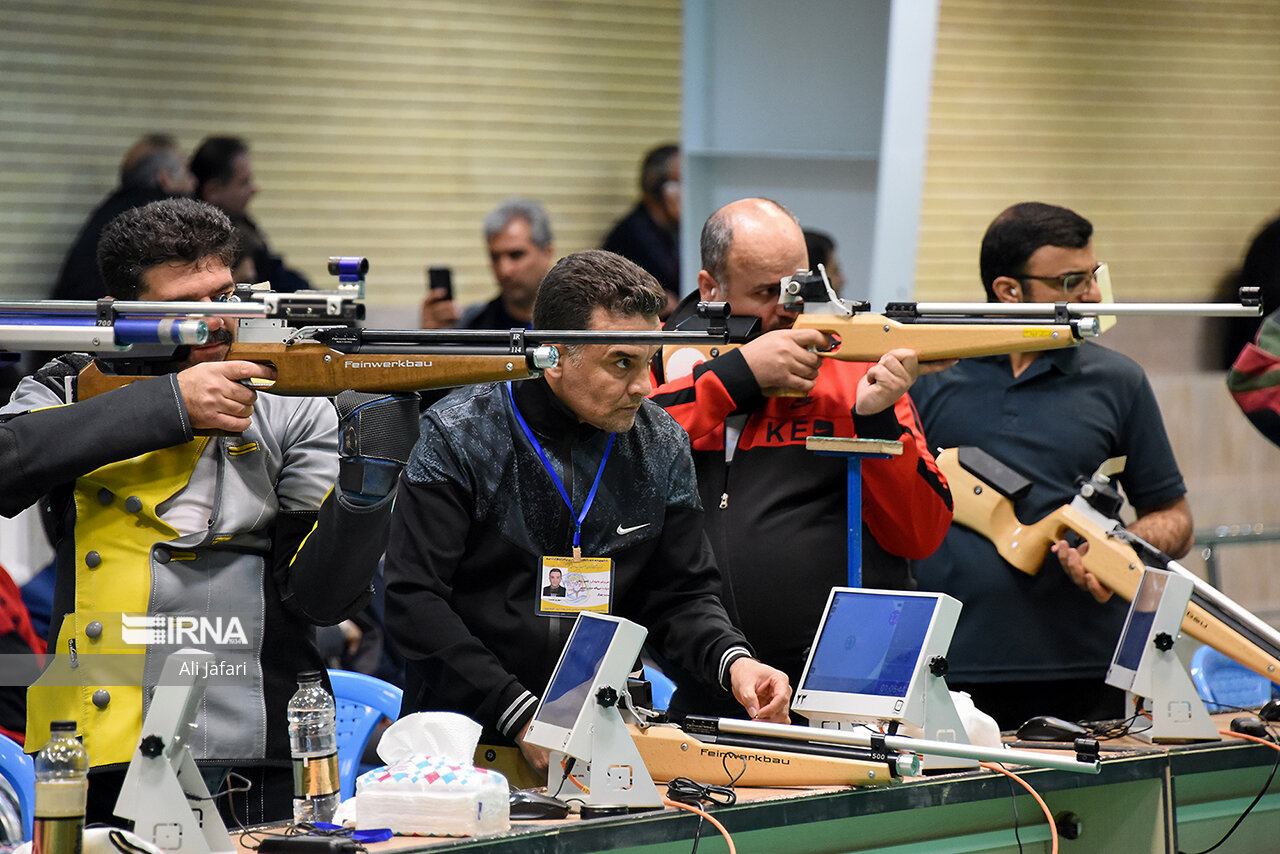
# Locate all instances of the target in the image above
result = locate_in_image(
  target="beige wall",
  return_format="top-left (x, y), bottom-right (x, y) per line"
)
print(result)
top-left (0, 1), bottom-right (680, 313)
top-left (921, 0), bottom-right (1280, 611)
top-left (919, 0), bottom-right (1280, 307)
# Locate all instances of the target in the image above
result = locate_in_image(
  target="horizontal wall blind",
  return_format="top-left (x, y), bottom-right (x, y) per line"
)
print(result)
top-left (918, 0), bottom-right (1280, 304)
top-left (0, 0), bottom-right (681, 312)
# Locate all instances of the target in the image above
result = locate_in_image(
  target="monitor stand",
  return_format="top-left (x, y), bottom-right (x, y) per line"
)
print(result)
top-left (1130, 641), bottom-right (1220, 744)
top-left (1106, 569), bottom-right (1219, 744)
top-left (548, 689), bottom-right (661, 809)
top-left (114, 649), bottom-right (234, 854)
top-left (811, 667), bottom-right (978, 772)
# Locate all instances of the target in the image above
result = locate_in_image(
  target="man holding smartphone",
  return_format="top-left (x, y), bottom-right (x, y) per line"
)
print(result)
top-left (421, 198), bottom-right (557, 330)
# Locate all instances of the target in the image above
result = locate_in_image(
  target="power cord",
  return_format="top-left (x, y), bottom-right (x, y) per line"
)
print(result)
top-left (665, 777), bottom-right (737, 808)
top-left (980, 762), bottom-right (1058, 854)
top-left (551, 756), bottom-right (584, 799)
top-left (1084, 710), bottom-right (1148, 741)
top-left (663, 777), bottom-right (739, 854)
top-left (1177, 723), bottom-right (1280, 854)
top-left (1003, 772), bottom-right (1024, 854)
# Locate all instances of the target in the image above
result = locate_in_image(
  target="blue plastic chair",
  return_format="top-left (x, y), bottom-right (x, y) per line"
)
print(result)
top-left (327, 670), bottom-right (403, 800)
top-left (1189, 645), bottom-right (1275, 711)
top-left (642, 664), bottom-right (676, 711)
top-left (0, 732), bottom-right (34, 841)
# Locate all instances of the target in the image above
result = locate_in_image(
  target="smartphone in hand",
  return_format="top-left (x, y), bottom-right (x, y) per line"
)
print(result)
top-left (427, 266), bottom-right (453, 300)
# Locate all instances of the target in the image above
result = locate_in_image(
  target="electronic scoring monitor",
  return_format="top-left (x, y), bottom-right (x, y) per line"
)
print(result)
top-left (793, 587), bottom-right (961, 729)
top-left (525, 611), bottom-right (646, 760)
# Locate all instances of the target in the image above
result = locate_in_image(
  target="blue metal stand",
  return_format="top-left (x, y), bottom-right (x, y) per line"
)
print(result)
top-left (807, 437), bottom-right (903, 587)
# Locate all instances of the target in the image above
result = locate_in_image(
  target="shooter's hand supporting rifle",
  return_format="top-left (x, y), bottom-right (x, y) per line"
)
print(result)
top-left (177, 361), bottom-right (277, 433)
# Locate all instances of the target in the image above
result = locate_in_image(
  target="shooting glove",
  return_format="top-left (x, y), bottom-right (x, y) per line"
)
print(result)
top-left (335, 391), bottom-right (421, 505)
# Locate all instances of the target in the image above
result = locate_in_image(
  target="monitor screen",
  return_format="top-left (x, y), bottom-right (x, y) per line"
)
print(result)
top-left (533, 614), bottom-right (619, 729)
top-left (801, 591), bottom-right (938, 698)
top-left (1112, 569), bottom-right (1169, 672)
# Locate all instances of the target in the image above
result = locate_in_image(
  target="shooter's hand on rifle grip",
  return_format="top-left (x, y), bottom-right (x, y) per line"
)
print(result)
top-left (335, 391), bottom-right (421, 505)
top-left (739, 328), bottom-right (827, 395)
top-left (1051, 538), bottom-right (1114, 603)
top-left (178, 360), bottom-right (276, 434)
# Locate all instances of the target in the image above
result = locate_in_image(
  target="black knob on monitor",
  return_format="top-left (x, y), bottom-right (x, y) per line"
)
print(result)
top-left (139, 734), bottom-right (165, 758)
top-left (1153, 632), bottom-right (1174, 651)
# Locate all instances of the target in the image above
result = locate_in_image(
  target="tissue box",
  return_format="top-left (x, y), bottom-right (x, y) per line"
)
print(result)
top-left (355, 755), bottom-right (510, 837)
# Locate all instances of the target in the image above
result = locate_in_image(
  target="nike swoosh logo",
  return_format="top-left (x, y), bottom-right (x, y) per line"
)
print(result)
top-left (616, 523), bottom-right (650, 535)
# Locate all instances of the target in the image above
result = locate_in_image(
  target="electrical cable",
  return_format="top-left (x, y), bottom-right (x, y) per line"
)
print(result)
top-left (1176, 726), bottom-right (1280, 854)
top-left (551, 756), bottom-right (585, 799)
top-left (662, 778), bottom-right (738, 854)
top-left (1085, 709), bottom-right (1149, 741)
top-left (666, 777), bottom-right (737, 808)
top-left (980, 762), bottom-right (1058, 854)
top-left (106, 830), bottom-right (158, 854)
top-left (1002, 773), bottom-right (1024, 854)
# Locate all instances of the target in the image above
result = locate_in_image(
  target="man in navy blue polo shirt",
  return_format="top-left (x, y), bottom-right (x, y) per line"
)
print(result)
top-left (909, 202), bottom-right (1193, 730)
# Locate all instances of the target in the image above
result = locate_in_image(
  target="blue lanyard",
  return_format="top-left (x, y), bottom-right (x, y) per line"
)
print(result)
top-left (506, 382), bottom-right (615, 555)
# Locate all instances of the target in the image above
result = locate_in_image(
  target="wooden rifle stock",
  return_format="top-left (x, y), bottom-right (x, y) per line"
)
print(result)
top-left (76, 340), bottom-right (541, 400)
top-left (661, 313), bottom-right (1080, 396)
top-left (628, 723), bottom-right (897, 787)
top-left (936, 447), bottom-right (1280, 686)
top-left (793, 312), bottom-right (1079, 362)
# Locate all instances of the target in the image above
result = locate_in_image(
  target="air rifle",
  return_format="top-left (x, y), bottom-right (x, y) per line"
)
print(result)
top-left (937, 446), bottom-right (1280, 688)
top-left (661, 268), bottom-right (1260, 393)
top-left (0, 258), bottom-right (731, 400)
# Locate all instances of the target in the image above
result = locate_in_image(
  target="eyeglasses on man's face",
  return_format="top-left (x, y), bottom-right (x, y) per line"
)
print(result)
top-left (1017, 262), bottom-right (1105, 296)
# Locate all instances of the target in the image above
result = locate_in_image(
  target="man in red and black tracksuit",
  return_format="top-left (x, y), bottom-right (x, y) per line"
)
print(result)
top-left (650, 198), bottom-right (953, 717)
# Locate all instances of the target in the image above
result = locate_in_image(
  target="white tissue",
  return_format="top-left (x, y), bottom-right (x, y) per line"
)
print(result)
top-left (952, 690), bottom-right (1002, 747)
top-left (356, 757), bottom-right (509, 836)
top-left (332, 795), bottom-right (358, 827)
top-left (357, 711), bottom-right (509, 837)
top-left (377, 711), bottom-right (482, 765)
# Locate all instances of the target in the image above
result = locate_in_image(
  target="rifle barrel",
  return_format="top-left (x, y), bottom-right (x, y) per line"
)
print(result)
top-left (326, 329), bottom-right (728, 348)
top-left (913, 302), bottom-right (1259, 318)
top-left (712, 717), bottom-right (1099, 774)
top-left (0, 300), bottom-right (268, 317)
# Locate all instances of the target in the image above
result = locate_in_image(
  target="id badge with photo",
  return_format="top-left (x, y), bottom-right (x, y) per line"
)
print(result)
top-left (536, 555), bottom-right (613, 617)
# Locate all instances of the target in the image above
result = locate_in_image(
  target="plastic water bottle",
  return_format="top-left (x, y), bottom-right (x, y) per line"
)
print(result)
top-left (33, 721), bottom-right (88, 854)
top-left (287, 671), bottom-right (339, 823)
